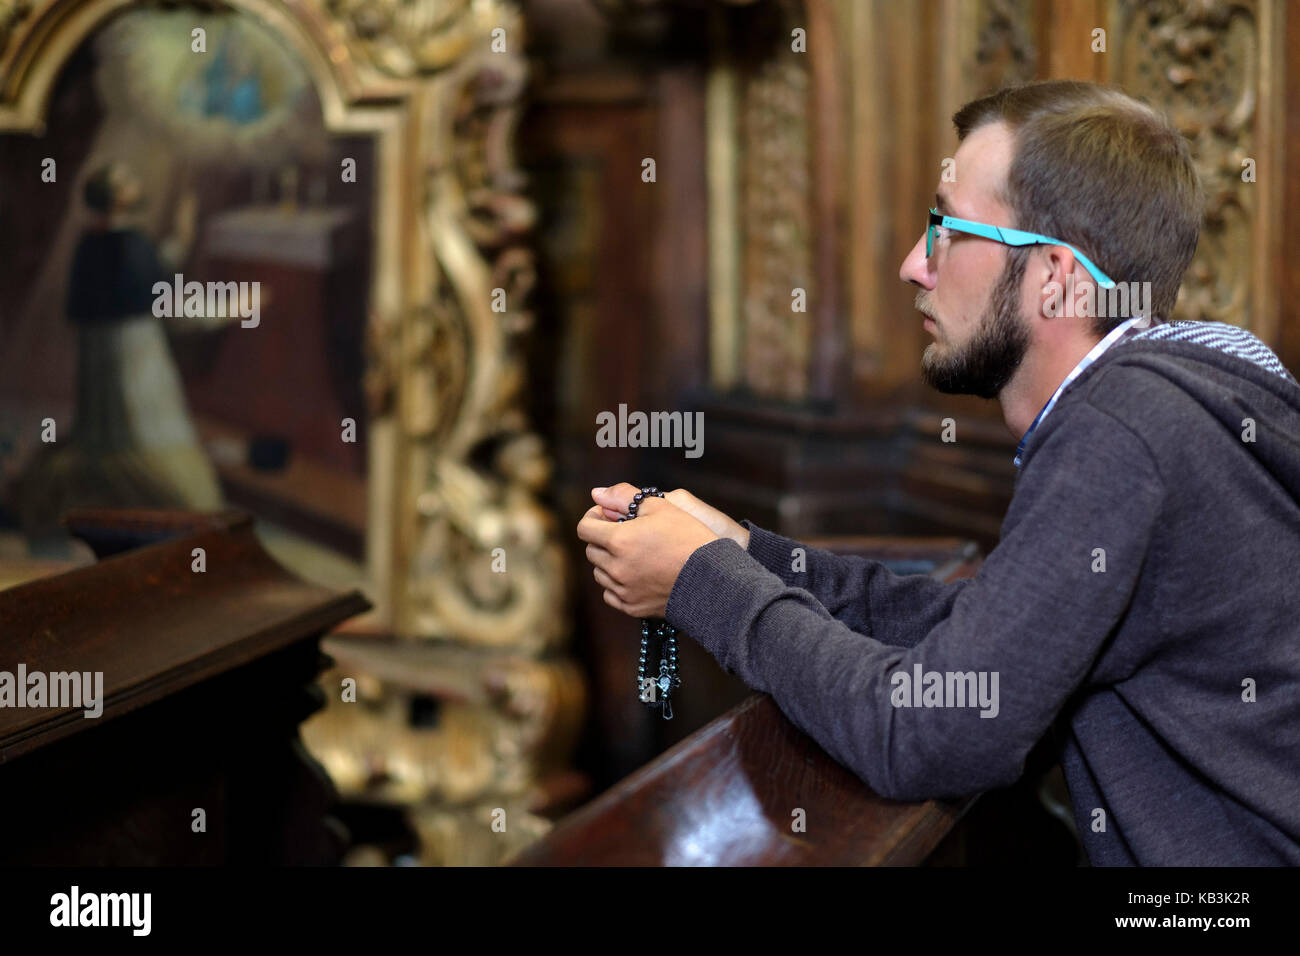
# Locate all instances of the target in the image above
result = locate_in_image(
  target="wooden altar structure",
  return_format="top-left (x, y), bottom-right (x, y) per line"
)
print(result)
top-left (0, 509), bottom-right (369, 865)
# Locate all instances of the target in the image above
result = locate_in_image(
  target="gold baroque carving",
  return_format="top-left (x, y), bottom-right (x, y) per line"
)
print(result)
top-left (0, 0), bottom-right (32, 62)
top-left (322, 0), bottom-right (483, 76)
top-left (305, 647), bottom-right (585, 808)
top-left (405, 22), bottom-right (565, 649)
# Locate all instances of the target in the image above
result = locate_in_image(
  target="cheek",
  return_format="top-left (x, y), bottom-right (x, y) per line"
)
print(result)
top-left (939, 248), bottom-right (1001, 326)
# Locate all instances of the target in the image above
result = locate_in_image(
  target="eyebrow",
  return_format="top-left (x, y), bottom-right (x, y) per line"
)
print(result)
top-left (935, 192), bottom-right (953, 215)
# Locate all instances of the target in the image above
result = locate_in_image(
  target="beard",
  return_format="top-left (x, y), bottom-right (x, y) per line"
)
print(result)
top-left (918, 250), bottom-right (1031, 399)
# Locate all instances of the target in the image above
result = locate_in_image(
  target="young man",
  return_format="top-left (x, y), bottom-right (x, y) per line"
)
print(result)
top-left (577, 81), bottom-right (1300, 865)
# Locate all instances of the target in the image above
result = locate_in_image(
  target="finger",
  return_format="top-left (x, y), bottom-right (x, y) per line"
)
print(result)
top-left (592, 565), bottom-right (624, 598)
top-left (575, 503), bottom-right (602, 533)
top-left (585, 540), bottom-right (614, 565)
top-left (586, 542), bottom-right (619, 580)
top-left (634, 495), bottom-right (670, 516)
top-left (602, 588), bottom-right (631, 616)
top-left (576, 508), bottom-right (618, 548)
top-left (576, 505), bottom-right (608, 540)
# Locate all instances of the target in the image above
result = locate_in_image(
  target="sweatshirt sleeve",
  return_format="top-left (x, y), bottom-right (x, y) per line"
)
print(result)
top-left (664, 403), bottom-right (1164, 801)
top-left (741, 520), bottom-right (972, 648)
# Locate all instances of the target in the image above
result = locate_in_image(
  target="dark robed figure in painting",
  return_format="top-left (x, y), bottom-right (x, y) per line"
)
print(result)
top-left (9, 162), bottom-right (222, 532)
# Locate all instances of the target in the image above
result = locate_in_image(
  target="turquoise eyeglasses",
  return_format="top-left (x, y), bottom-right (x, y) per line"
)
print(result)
top-left (927, 208), bottom-right (1115, 289)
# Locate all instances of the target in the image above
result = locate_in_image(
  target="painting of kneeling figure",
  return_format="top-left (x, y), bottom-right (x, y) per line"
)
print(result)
top-left (0, 6), bottom-right (373, 587)
top-left (7, 161), bottom-right (224, 534)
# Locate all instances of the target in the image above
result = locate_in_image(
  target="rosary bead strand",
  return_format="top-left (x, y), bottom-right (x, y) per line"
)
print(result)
top-left (620, 487), bottom-right (679, 720)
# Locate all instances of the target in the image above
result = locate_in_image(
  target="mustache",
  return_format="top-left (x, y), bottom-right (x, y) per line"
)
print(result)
top-left (914, 292), bottom-right (938, 321)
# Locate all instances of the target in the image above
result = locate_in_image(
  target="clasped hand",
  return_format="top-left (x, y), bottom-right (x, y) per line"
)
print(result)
top-left (576, 484), bottom-right (720, 619)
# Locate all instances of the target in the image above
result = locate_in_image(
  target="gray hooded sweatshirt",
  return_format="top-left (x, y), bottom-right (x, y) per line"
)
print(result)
top-left (664, 320), bottom-right (1300, 866)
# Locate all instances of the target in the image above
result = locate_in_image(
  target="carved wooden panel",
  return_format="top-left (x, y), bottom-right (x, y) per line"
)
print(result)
top-left (706, 0), bottom-right (816, 402)
top-left (737, 5), bottom-right (813, 402)
top-left (1109, 0), bottom-right (1283, 343)
top-left (972, 0), bottom-right (1039, 91)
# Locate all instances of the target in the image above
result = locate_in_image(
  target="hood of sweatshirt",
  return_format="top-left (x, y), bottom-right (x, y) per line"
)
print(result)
top-left (1121, 318), bottom-right (1297, 384)
top-left (1095, 320), bottom-right (1300, 502)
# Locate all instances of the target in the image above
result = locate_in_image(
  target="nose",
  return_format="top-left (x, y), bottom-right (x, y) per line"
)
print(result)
top-left (899, 233), bottom-right (936, 290)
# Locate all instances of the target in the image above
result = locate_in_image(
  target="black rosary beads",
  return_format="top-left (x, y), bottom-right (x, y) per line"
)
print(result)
top-left (619, 487), bottom-right (681, 720)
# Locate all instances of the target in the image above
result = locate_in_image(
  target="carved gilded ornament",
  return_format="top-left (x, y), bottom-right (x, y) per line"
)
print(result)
top-left (0, 0), bottom-right (31, 59)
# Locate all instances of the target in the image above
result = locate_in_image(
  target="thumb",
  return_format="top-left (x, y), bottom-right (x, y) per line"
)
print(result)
top-left (590, 485), bottom-right (621, 520)
top-left (592, 482), bottom-right (647, 520)
top-left (592, 483), bottom-right (639, 508)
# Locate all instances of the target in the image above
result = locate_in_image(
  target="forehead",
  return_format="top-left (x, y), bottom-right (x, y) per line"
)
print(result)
top-left (941, 121), bottom-right (1015, 221)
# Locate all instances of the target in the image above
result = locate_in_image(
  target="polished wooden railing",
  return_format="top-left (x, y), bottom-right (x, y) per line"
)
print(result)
top-left (510, 536), bottom-right (983, 866)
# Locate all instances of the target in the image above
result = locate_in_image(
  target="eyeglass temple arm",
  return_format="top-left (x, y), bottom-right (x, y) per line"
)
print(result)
top-left (992, 225), bottom-right (1116, 289)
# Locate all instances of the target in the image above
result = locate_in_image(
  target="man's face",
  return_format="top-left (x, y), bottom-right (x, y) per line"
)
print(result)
top-left (899, 121), bottom-right (1031, 399)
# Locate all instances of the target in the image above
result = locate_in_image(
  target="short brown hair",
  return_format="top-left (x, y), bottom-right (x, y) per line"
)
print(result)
top-left (953, 80), bottom-right (1202, 334)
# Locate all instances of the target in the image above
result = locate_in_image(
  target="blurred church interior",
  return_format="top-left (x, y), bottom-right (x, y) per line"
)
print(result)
top-left (0, 0), bottom-right (1294, 866)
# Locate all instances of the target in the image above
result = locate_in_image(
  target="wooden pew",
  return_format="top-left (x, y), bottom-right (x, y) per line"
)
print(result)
top-left (0, 508), bottom-right (369, 865)
top-left (510, 537), bottom-right (983, 866)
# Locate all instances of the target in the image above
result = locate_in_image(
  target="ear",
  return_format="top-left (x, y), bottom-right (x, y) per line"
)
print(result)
top-left (1043, 244), bottom-right (1082, 288)
top-left (1036, 246), bottom-right (1085, 321)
